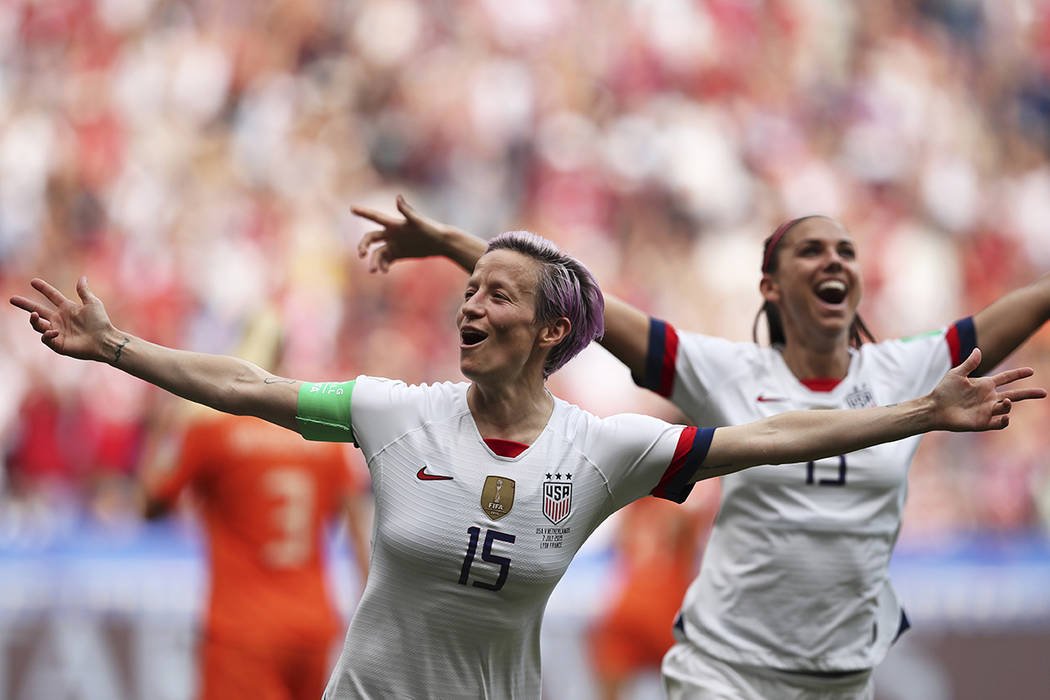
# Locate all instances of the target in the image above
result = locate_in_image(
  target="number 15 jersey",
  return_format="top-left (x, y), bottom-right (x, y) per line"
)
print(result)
top-left (298, 376), bottom-right (714, 700)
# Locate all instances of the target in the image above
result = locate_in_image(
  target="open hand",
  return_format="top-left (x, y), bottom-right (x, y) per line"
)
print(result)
top-left (352, 195), bottom-right (451, 273)
top-left (10, 277), bottom-right (114, 362)
top-left (931, 348), bottom-right (1046, 431)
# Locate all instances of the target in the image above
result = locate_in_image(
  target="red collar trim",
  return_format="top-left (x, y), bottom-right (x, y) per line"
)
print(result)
top-left (484, 438), bottom-right (530, 458)
top-left (800, 377), bottom-right (841, 392)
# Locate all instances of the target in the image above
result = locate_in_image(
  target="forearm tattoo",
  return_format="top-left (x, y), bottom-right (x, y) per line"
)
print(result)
top-left (113, 336), bottom-right (130, 364)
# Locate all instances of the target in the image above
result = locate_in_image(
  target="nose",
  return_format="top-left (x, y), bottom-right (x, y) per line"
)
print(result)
top-left (460, 292), bottom-right (483, 320)
top-left (824, 249), bottom-right (844, 270)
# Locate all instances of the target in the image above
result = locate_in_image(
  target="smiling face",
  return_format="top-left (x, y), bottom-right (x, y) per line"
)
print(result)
top-left (457, 249), bottom-right (565, 384)
top-left (760, 217), bottom-right (862, 345)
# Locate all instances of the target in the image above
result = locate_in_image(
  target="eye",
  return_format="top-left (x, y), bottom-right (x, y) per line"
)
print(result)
top-left (839, 245), bottom-right (856, 260)
top-left (464, 288), bottom-right (476, 300)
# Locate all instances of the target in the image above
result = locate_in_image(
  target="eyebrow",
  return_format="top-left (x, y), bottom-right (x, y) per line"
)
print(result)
top-left (795, 237), bottom-right (854, 247)
top-left (465, 271), bottom-right (530, 298)
top-left (490, 277), bottom-right (528, 298)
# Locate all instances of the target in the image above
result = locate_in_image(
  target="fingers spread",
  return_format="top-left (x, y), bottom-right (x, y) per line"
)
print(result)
top-left (29, 312), bottom-right (51, 333)
top-left (358, 230), bottom-right (384, 257)
top-left (10, 295), bottom-right (50, 316)
top-left (366, 245), bottom-right (390, 273)
top-left (31, 278), bottom-right (70, 307)
top-left (396, 195), bottom-right (420, 222)
top-left (351, 206), bottom-right (399, 227)
top-left (991, 366), bottom-right (1035, 386)
top-left (76, 276), bottom-right (97, 304)
top-left (954, 347), bottom-right (981, 375)
top-left (998, 387), bottom-right (1047, 403)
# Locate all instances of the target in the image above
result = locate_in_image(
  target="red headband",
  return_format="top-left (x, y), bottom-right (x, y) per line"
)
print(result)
top-left (761, 217), bottom-right (807, 273)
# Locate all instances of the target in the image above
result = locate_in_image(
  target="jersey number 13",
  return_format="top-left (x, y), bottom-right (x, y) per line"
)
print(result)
top-left (806, 455), bottom-right (847, 486)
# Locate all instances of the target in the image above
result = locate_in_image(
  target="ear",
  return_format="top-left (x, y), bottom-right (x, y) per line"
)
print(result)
top-left (759, 274), bottom-right (780, 305)
top-left (538, 317), bottom-right (571, 349)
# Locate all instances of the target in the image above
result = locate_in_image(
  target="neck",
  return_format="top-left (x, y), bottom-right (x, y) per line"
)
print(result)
top-left (467, 373), bottom-right (554, 445)
top-left (779, 330), bottom-right (852, 380)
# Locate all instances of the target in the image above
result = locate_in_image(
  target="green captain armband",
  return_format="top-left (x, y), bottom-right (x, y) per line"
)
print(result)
top-left (297, 381), bottom-right (356, 443)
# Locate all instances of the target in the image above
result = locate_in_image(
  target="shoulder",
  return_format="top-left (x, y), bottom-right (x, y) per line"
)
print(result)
top-left (853, 328), bottom-right (961, 397)
top-left (552, 397), bottom-right (672, 448)
top-left (355, 376), bottom-right (467, 405)
top-left (857, 329), bottom-right (948, 367)
top-left (673, 333), bottom-right (772, 392)
top-left (676, 331), bottom-right (767, 365)
top-left (352, 376), bottom-right (470, 427)
top-left (350, 378), bottom-right (470, 455)
top-left (675, 328), bottom-right (754, 352)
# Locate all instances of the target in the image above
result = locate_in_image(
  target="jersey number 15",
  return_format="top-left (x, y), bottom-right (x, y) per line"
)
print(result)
top-left (459, 527), bottom-right (515, 592)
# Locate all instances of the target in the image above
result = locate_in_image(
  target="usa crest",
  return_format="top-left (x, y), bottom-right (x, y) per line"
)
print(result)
top-left (543, 479), bottom-right (573, 525)
top-left (846, 383), bottom-right (876, 410)
top-left (481, 476), bottom-right (515, 520)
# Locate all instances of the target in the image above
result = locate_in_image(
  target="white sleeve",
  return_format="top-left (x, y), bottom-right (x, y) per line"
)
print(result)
top-left (349, 376), bottom-right (449, 462)
top-left (868, 318), bottom-right (976, 402)
top-left (672, 332), bottom-right (749, 408)
top-left (585, 413), bottom-right (715, 511)
top-left (631, 317), bottom-right (754, 416)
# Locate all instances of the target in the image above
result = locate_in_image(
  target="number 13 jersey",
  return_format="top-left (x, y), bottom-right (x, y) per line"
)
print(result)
top-left (300, 376), bottom-right (714, 700)
top-left (636, 317), bottom-right (976, 672)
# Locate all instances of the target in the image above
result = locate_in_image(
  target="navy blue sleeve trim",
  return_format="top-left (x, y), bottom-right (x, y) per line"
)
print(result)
top-left (633, 318), bottom-right (666, 391)
top-left (661, 427), bottom-right (716, 504)
top-left (957, 316), bottom-right (977, 374)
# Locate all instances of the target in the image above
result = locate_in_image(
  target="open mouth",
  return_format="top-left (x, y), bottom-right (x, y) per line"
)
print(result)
top-left (814, 280), bottom-right (847, 305)
top-left (460, 327), bottom-right (489, 347)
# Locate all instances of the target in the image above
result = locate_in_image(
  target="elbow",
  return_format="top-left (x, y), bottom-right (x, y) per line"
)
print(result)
top-left (221, 364), bottom-right (268, 416)
top-left (748, 424), bottom-right (785, 466)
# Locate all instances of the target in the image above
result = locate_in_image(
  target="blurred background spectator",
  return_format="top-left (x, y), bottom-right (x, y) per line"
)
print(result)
top-left (1, 1), bottom-right (1049, 699)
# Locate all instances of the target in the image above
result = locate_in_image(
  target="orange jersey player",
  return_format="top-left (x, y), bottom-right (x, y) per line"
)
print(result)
top-left (142, 413), bottom-right (370, 700)
top-left (588, 483), bottom-right (718, 700)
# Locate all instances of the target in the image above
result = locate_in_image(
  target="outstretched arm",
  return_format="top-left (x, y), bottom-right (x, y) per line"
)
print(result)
top-left (353, 196), bottom-right (654, 377)
top-left (972, 272), bottom-right (1050, 374)
top-left (697, 348), bottom-right (1045, 479)
top-left (10, 277), bottom-right (301, 431)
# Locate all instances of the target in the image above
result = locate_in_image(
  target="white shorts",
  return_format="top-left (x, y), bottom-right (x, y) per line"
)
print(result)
top-left (662, 642), bottom-right (874, 700)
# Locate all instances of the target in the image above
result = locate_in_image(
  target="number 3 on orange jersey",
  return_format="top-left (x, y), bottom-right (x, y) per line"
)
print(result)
top-left (263, 468), bottom-right (315, 567)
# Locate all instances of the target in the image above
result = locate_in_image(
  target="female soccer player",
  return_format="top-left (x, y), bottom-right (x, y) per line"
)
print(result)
top-left (353, 198), bottom-right (1050, 698)
top-left (10, 231), bottom-right (1043, 699)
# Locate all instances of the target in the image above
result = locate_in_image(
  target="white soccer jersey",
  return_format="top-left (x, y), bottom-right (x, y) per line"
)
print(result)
top-left (636, 317), bottom-right (976, 671)
top-left (301, 377), bottom-right (714, 699)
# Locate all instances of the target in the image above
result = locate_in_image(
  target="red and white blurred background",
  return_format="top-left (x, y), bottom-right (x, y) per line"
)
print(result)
top-left (1, 1), bottom-right (1049, 698)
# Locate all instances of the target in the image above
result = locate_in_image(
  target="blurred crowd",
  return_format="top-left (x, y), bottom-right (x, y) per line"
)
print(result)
top-left (1, 0), bottom-right (1049, 544)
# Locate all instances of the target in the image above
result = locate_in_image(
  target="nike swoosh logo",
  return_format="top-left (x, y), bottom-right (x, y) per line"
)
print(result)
top-left (756, 395), bottom-right (786, 402)
top-left (417, 467), bottom-right (453, 481)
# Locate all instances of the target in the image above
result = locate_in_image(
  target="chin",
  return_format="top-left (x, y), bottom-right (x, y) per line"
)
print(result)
top-left (460, 356), bottom-right (491, 382)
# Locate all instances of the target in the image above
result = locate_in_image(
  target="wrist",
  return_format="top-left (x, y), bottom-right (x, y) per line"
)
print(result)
top-left (904, 394), bottom-right (939, 432)
top-left (100, 328), bottom-right (132, 365)
top-left (439, 226), bottom-right (484, 270)
top-left (436, 225), bottom-right (461, 254)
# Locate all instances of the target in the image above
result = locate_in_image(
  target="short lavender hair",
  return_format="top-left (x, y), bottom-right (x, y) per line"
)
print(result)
top-left (485, 231), bottom-right (605, 377)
